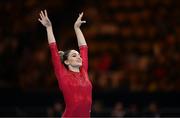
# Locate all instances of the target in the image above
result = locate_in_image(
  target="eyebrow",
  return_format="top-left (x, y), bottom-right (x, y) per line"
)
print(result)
top-left (70, 52), bottom-right (80, 56)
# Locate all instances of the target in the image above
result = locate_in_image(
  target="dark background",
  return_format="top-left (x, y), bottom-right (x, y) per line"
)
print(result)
top-left (0, 0), bottom-right (180, 117)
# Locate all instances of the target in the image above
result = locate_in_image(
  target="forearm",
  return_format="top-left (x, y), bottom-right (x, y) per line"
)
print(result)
top-left (74, 27), bottom-right (87, 46)
top-left (46, 26), bottom-right (56, 44)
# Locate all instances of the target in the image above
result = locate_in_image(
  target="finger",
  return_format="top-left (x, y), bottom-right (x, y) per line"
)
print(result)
top-left (79, 12), bottom-right (83, 16)
top-left (40, 13), bottom-right (43, 19)
top-left (38, 18), bottom-right (42, 23)
top-left (39, 11), bottom-right (44, 18)
top-left (81, 21), bottom-right (86, 23)
top-left (41, 10), bottom-right (45, 18)
top-left (77, 12), bottom-right (83, 20)
top-left (44, 9), bottom-right (48, 18)
top-left (80, 12), bottom-right (83, 18)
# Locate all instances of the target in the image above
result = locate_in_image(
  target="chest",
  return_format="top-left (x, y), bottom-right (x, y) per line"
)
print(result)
top-left (63, 72), bottom-right (92, 90)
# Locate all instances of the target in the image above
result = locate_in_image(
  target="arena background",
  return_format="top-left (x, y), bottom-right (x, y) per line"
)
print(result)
top-left (0, 0), bottom-right (180, 117)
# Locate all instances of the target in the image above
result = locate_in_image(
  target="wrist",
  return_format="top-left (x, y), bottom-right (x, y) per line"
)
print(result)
top-left (74, 27), bottom-right (80, 30)
top-left (46, 26), bottom-right (52, 30)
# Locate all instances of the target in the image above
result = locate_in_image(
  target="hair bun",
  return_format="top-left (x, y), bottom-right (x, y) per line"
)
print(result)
top-left (58, 51), bottom-right (64, 61)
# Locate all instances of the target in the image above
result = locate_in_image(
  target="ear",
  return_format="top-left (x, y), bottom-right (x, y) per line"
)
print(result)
top-left (64, 60), bottom-right (70, 65)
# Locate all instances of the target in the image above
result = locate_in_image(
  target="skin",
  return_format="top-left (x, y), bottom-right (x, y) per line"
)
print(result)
top-left (65, 50), bottom-right (82, 70)
top-left (38, 10), bottom-right (87, 72)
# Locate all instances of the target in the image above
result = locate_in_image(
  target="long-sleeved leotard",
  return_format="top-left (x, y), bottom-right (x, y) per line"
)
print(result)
top-left (49, 42), bottom-right (92, 117)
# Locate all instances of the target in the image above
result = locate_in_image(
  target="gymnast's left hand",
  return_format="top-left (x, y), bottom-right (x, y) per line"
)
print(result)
top-left (74, 12), bottom-right (86, 29)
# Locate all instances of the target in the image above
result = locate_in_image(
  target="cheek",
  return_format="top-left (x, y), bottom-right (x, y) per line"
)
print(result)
top-left (69, 58), bottom-right (76, 63)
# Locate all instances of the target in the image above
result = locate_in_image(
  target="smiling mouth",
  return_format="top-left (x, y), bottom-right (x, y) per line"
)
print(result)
top-left (76, 60), bottom-right (82, 63)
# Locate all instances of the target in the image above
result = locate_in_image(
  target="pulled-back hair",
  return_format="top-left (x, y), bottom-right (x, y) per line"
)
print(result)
top-left (58, 50), bottom-right (72, 69)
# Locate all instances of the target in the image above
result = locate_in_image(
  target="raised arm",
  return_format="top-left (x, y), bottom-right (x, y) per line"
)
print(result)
top-left (74, 13), bottom-right (89, 71)
top-left (38, 10), bottom-right (55, 44)
top-left (74, 12), bottom-right (87, 46)
top-left (38, 10), bottom-right (66, 82)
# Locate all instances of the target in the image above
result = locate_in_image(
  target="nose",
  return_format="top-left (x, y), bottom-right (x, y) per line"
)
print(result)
top-left (78, 56), bottom-right (82, 60)
top-left (77, 55), bottom-right (82, 60)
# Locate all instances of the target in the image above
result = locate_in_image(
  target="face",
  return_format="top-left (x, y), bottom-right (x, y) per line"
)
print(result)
top-left (65, 50), bottom-right (82, 67)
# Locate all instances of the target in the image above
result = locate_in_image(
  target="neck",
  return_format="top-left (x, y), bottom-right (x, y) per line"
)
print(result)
top-left (68, 66), bottom-right (80, 72)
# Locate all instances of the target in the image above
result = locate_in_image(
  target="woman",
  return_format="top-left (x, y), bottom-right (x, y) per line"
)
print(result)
top-left (38, 10), bottom-right (92, 117)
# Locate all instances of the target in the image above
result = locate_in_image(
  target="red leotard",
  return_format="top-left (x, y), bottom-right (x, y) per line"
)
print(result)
top-left (49, 42), bottom-right (92, 117)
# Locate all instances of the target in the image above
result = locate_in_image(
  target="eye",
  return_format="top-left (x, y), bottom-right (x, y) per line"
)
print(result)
top-left (72, 55), bottom-right (76, 57)
top-left (71, 54), bottom-right (77, 57)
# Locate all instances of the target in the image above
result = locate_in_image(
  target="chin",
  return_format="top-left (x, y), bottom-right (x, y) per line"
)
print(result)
top-left (74, 63), bottom-right (82, 67)
top-left (78, 64), bottom-right (82, 67)
top-left (79, 63), bottom-right (83, 67)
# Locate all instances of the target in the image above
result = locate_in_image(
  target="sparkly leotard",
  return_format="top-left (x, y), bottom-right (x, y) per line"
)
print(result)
top-left (49, 42), bottom-right (92, 117)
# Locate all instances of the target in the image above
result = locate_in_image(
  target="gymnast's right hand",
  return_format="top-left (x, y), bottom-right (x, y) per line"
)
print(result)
top-left (38, 10), bottom-right (52, 28)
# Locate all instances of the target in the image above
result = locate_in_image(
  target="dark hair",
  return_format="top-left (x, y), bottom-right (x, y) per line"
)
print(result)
top-left (59, 50), bottom-right (72, 69)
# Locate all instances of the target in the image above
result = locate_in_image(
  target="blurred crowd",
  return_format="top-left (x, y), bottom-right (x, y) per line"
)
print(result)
top-left (46, 100), bottom-right (161, 117)
top-left (0, 0), bottom-right (179, 91)
top-left (0, 0), bottom-right (180, 116)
